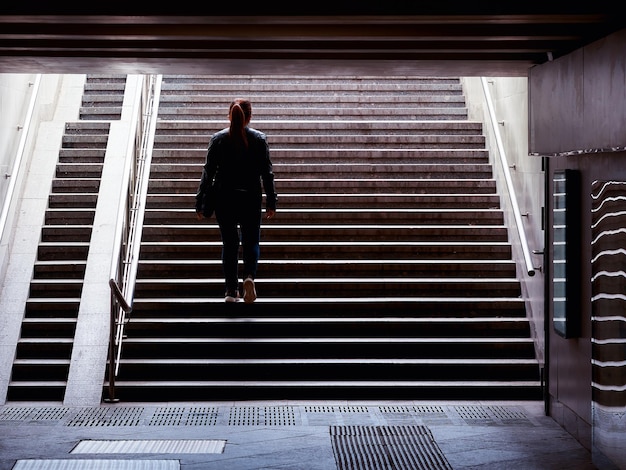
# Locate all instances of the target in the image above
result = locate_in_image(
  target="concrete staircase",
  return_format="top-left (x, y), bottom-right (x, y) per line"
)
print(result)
top-left (113, 75), bottom-right (541, 401)
top-left (6, 75), bottom-right (126, 401)
top-left (8, 122), bottom-right (109, 400)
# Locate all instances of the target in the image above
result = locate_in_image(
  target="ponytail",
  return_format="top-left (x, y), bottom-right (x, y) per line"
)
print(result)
top-left (229, 99), bottom-right (252, 149)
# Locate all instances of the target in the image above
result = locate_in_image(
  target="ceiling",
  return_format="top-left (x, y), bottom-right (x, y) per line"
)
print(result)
top-left (1, 3), bottom-right (624, 76)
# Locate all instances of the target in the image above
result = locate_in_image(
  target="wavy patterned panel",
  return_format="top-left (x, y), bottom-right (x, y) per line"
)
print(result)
top-left (590, 180), bottom-right (626, 468)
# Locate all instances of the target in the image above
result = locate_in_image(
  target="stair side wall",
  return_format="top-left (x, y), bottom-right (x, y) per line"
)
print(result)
top-left (0, 74), bottom-right (85, 404)
top-left (462, 77), bottom-right (545, 366)
top-left (64, 75), bottom-right (144, 406)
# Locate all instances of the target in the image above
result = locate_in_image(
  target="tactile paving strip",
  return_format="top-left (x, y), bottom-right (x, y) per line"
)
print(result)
top-left (228, 406), bottom-right (297, 426)
top-left (0, 407), bottom-right (70, 421)
top-left (12, 460), bottom-right (179, 470)
top-left (66, 407), bottom-right (144, 427)
top-left (148, 406), bottom-right (219, 426)
top-left (0, 404), bottom-right (533, 428)
top-left (330, 425), bottom-right (453, 470)
top-left (71, 439), bottom-right (226, 454)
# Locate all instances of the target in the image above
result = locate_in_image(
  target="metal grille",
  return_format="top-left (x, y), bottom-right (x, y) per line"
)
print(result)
top-left (330, 425), bottom-right (453, 470)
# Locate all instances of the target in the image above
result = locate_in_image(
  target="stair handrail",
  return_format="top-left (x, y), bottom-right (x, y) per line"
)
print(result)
top-left (107, 74), bottom-right (161, 402)
top-left (480, 77), bottom-right (535, 277)
top-left (0, 75), bottom-right (41, 245)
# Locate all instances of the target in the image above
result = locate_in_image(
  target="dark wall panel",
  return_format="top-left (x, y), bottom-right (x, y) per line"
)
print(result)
top-left (529, 29), bottom-right (626, 156)
top-left (529, 50), bottom-right (584, 155)
top-left (584, 30), bottom-right (626, 149)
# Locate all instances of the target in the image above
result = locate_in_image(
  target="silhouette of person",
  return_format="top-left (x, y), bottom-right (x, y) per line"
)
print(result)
top-left (196, 98), bottom-right (277, 303)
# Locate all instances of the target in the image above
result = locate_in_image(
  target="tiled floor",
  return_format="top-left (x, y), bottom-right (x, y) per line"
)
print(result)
top-left (0, 400), bottom-right (596, 469)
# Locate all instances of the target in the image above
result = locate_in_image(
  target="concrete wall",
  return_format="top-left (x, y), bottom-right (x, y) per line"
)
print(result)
top-left (529, 27), bottom-right (626, 469)
top-left (0, 75), bottom-right (37, 199)
top-left (0, 74), bottom-right (64, 282)
top-left (463, 77), bottom-right (546, 367)
top-left (0, 74), bottom-right (39, 279)
top-left (0, 74), bottom-right (85, 404)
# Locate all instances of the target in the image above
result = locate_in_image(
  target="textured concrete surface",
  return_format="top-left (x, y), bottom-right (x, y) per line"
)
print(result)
top-left (0, 400), bottom-right (597, 469)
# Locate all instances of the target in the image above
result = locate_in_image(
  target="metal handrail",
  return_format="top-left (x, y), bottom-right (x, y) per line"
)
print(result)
top-left (122, 74), bottom-right (162, 313)
top-left (0, 75), bottom-right (41, 244)
top-left (109, 278), bottom-right (132, 313)
top-left (106, 74), bottom-right (161, 402)
top-left (480, 77), bottom-right (535, 277)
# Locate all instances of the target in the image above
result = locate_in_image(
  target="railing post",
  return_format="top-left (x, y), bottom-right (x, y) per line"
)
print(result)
top-left (106, 278), bottom-right (132, 402)
top-left (105, 283), bottom-right (119, 403)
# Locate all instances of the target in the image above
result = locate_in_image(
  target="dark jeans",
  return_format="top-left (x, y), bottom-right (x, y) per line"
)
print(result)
top-left (215, 189), bottom-right (262, 293)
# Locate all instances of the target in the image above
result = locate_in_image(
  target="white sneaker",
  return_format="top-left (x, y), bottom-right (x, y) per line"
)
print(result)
top-left (243, 277), bottom-right (257, 304)
top-left (225, 290), bottom-right (240, 303)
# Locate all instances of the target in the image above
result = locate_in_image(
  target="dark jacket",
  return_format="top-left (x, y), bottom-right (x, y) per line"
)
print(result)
top-left (195, 127), bottom-right (277, 213)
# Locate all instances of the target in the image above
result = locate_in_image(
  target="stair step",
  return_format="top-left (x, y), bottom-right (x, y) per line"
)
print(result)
top-left (29, 279), bottom-right (84, 298)
top-left (160, 84), bottom-right (464, 95)
top-left (58, 149), bottom-right (106, 163)
top-left (137, 241), bottom-right (512, 260)
top-left (155, 118), bottom-right (478, 131)
top-left (114, 359), bottom-right (539, 382)
top-left (143, 208), bottom-right (504, 225)
top-left (131, 297), bottom-right (526, 317)
top-left (60, 135), bottom-right (109, 147)
top-left (120, 337), bottom-right (536, 360)
top-left (126, 316), bottom-right (530, 337)
top-left (51, 178), bottom-right (101, 193)
top-left (15, 338), bottom-right (74, 359)
top-left (44, 209), bottom-right (95, 225)
top-left (41, 226), bottom-right (92, 242)
top-left (147, 193), bottom-right (501, 209)
top-left (55, 163), bottom-right (104, 177)
top-left (159, 110), bottom-right (469, 120)
top-left (37, 242), bottom-right (90, 260)
top-left (148, 163), bottom-right (494, 179)
top-left (102, 380), bottom-right (542, 401)
top-left (152, 151), bottom-right (489, 165)
top-left (64, 121), bottom-right (112, 133)
top-left (136, 259), bottom-right (516, 278)
top-left (10, 359), bottom-right (71, 381)
top-left (153, 134), bottom-right (486, 149)
top-left (24, 298), bottom-right (81, 317)
top-left (150, 178), bottom-right (497, 194)
top-left (160, 82), bottom-right (465, 93)
top-left (133, 278), bottom-right (522, 298)
top-left (34, 260), bottom-right (87, 279)
top-left (140, 224), bottom-right (509, 242)
top-left (5, 382), bottom-right (67, 401)
top-left (48, 193), bottom-right (98, 208)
